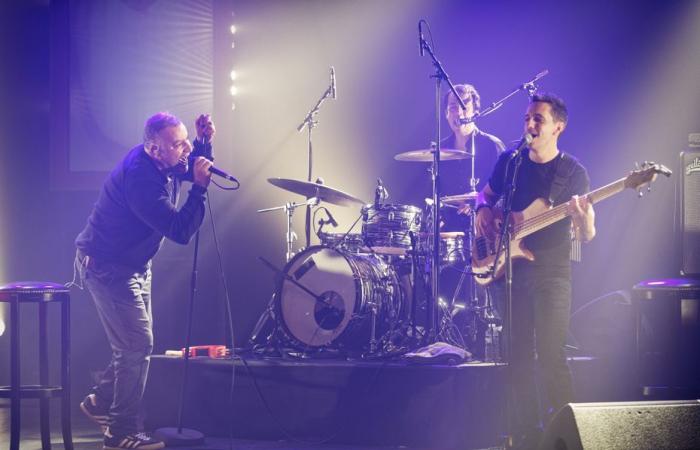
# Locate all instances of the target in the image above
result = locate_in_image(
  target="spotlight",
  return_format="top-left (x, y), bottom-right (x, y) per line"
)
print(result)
top-left (229, 24), bottom-right (237, 34)
top-left (229, 70), bottom-right (237, 81)
top-left (0, 319), bottom-right (4, 337)
top-left (229, 85), bottom-right (238, 96)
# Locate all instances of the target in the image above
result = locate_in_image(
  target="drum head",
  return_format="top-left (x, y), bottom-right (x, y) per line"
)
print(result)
top-left (277, 247), bottom-right (359, 348)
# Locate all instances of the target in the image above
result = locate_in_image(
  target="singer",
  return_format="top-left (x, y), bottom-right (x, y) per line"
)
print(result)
top-left (475, 93), bottom-right (595, 449)
top-left (73, 112), bottom-right (217, 450)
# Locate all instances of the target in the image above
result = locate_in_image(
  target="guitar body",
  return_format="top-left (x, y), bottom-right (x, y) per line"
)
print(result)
top-left (472, 198), bottom-right (550, 286)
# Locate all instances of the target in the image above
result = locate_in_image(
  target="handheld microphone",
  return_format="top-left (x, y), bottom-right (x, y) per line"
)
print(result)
top-left (209, 165), bottom-right (239, 183)
top-left (330, 66), bottom-right (337, 99)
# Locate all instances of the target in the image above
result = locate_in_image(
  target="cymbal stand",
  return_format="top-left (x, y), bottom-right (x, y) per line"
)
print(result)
top-left (419, 19), bottom-right (467, 342)
top-left (258, 197), bottom-right (320, 262)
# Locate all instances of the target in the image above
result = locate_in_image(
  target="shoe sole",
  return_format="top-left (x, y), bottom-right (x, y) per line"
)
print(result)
top-left (103, 442), bottom-right (165, 450)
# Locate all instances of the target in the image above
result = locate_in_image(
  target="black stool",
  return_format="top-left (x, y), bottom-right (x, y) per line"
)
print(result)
top-left (0, 281), bottom-right (73, 450)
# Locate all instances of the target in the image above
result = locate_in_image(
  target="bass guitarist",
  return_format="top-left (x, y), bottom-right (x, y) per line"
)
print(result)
top-left (474, 93), bottom-right (595, 449)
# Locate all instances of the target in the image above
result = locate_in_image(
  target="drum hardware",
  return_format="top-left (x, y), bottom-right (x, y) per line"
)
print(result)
top-left (258, 197), bottom-right (320, 262)
top-left (264, 177), bottom-right (365, 261)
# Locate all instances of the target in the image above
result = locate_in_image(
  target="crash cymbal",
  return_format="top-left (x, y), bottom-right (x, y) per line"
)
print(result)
top-left (440, 192), bottom-right (479, 206)
top-left (267, 177), bottom-right (365, 206)
top-left (394, 148), bottom-right (473, 162)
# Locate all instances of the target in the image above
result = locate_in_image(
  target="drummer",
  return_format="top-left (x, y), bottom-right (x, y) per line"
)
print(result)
top-left (440, 84), bottom-right (505, 231)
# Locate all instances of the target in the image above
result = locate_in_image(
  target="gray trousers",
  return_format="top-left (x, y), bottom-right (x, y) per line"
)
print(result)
top-left (76, 251), bottom-right (153, 435)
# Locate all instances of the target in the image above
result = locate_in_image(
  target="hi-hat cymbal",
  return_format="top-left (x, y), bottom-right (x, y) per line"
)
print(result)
top-left (394, 148), bottom-right (473, 162)
top-left (267, 178), bottom-right (365, 207)
top-left (440, 192), bottom-right (479, 206)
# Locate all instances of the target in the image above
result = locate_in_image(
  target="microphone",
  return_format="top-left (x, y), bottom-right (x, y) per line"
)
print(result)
top-left (374, 178), bottom-right (389, 206)
top-left (209, 165), bottom-right (239, 183)
top-left (325, 209), bottom-right (338, 227)
top-left (511, 133), bottom-right (534, 157)
top-left (418, 21), bottom-right (425, 57)
top-left (330, 66), bottom-right (337, 99)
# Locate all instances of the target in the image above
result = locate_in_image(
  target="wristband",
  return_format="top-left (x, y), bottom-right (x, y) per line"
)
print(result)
top-left (475, 203), bottom-right (492, 214)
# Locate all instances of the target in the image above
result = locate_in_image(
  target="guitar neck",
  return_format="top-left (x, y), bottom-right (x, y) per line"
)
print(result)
top-left (513, 177), bottom-right (628, 240)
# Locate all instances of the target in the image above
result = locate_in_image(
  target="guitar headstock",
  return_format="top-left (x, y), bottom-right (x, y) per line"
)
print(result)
top-left (623, 161), bottom-right (672, 190)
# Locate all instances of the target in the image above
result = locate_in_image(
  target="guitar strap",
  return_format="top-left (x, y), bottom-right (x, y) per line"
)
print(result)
top-left (548, 152), bottom-right (577, 206)
top-left (548, 152), bottom-right (582, 261)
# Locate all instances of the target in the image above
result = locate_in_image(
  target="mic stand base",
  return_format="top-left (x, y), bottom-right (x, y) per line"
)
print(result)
top-left (154, 427), bottom-right (205, 447)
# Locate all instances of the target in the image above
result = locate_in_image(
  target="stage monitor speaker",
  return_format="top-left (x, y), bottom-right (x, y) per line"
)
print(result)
top-left (681, 148), bottom-right (700, 276)
top-left (538, 400), bottom-right (700, 450)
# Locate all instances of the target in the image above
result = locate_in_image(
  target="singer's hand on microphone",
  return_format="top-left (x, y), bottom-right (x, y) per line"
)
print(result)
top-left (192, 156), bottom-right (213, 188)
top-left (195, 114), bottom-right (216, 143)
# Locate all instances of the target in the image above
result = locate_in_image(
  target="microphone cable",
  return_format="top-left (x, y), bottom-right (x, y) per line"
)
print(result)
top-left (205, 191), bottom-right (238, 450)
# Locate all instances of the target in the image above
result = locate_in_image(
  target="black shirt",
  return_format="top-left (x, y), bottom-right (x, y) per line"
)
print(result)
top-left (75, 140), bottom-right (212, 271)
top-left (488, 149), bottom-right (589, 268)
top-left (439, 129), bottom-right (505, 231)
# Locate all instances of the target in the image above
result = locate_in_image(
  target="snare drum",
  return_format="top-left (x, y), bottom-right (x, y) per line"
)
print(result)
top-left (361, 204), bottom-right (422, 255)
top-left (420, 231), bottom-right (467, 266)
top-left (276, 246), bottom-right (405, 352)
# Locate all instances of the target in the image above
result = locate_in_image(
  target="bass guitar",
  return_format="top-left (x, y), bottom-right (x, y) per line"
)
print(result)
top-left (471, 162), bottom-right (672, 286)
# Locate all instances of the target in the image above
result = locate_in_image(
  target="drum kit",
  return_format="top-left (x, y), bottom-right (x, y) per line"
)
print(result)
top-left (252, 147), bottom-right (499, 360)
top-left (248, 44), bottom-right (550, 361)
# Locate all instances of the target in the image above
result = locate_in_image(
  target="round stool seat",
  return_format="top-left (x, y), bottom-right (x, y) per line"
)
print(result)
top-left (0, 281), bottom-right (69, 302)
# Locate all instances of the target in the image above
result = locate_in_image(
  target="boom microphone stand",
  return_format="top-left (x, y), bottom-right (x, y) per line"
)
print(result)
top-left (418, 19), bottom-right (469, 341)
top-left (296, 67), bottom-right (337, 249)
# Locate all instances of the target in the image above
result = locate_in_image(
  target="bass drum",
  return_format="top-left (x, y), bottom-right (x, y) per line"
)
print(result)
top-left (276, 246), bottom-right (405, 352)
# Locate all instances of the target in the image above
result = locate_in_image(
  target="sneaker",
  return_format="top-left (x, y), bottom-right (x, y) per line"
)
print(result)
top-left (80, 393), bottom-right (109, 433)
top-left (103, 428), bottom-right (165, 450)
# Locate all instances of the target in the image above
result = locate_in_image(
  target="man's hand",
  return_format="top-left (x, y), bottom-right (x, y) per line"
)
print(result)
top-left (475, 206), bottom-right (498, 242)
top-left (195, 114), bottom-right (216, 143)
top-left (192, 156), bottom-right (213, 188)
top-left (567, 195), bottom-right (596, 242)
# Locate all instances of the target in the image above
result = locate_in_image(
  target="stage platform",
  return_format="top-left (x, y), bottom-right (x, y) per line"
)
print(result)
top-left (142, 353), bottom-right (636, 450)
top-left (144, 354), bottom-right (507, 449)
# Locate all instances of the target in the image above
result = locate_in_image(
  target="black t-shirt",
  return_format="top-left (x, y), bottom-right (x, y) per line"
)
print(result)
top-left (488, 149), bottom-right (590, 269)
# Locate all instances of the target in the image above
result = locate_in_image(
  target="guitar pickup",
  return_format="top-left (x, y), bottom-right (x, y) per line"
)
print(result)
top-left (475, 236), bottom-right (489, 260)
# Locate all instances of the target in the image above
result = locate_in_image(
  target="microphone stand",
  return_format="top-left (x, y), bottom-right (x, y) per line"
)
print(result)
top-left (489, 148), bottom-right (526, 449)
top-left (156, 135), bottom-right (219, 447)
top-left (419, 20), bottom-right (467, 342)
top-left (461, 69), bottom-right (549, 125)
top-left (296, 75), bottom-right (335, 250)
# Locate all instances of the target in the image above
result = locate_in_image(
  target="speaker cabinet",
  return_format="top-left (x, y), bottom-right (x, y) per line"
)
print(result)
top-left (539, 401), bottom-right (700, 450)
top-left (681, 150), bottom-right (700, 276)
top-left (633, 278), bottom-right (700, 392)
